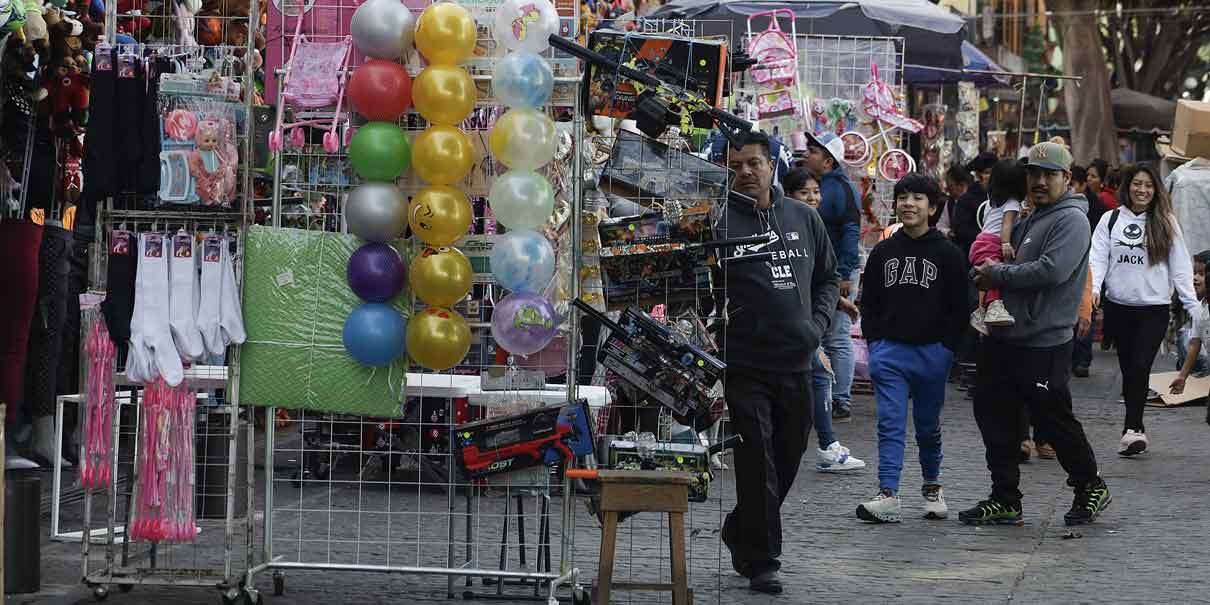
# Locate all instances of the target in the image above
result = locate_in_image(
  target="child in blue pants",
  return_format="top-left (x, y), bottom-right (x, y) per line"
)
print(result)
top-left (855, 174), bottom-right (970, 523)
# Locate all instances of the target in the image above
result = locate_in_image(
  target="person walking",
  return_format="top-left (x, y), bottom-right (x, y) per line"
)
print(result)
top-left (963, 141), bottom-right (1110, 527)
top-left (1090, 164), bottom-right (1199, 456)
top-left (719, 132), bottom-right (840, 594)
top-left (802, 132), bottom-right (861, 422)
top-left (854, 173), bottom-right (970, 523)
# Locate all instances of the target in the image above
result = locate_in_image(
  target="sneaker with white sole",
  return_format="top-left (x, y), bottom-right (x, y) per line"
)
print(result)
top-left (983, 299), bottom-right (1016, 327)
top-left (921, 484), bottom-right (947, 519)
top-left (970, 307), bottom-right (989, 335)
top-left (856, 489), bottom-right (901, 523)
top-left (1118, 430), bottom-right (1148, 456)
top-left (816, 441), bottom-right (866, 472)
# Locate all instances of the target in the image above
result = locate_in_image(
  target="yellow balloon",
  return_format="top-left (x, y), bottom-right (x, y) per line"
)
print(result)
top-left (413, 65), bottom-right (477, 126)
top-left (408, 185), bottom-right (473, 246)
top-left (407, 306), bottom-right (471, 371)
top-left (409, 246), bottom-right (473, 307)
top-left (411, 126), bottom-right (476, 185)
top-left (414, 2), bottom-right (477, 66)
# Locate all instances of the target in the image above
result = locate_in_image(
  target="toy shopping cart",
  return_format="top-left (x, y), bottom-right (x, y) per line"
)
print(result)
top-left (267, 5), bottom-right (352, 154)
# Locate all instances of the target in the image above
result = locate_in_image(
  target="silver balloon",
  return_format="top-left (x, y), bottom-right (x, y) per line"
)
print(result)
top-left (345, 183), bottom-right (408, 242)
top-left (351, 0), bottom-right (416, 60)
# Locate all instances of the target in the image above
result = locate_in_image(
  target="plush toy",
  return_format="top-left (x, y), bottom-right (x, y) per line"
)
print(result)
top-left (196, 0), bottom-right (263, 53)
top-left (2, 0), bottom-right (28, 38)
top-left (187, 119), bottom-right (237, 205)
top-left (172, 0), bottom-right (200, 47)
top-left (39, 53), bottom-right (88, 134)
top-left (115, 0), bottom-right (149, 38)
top-left (21, 0), bottom-right (47, 49)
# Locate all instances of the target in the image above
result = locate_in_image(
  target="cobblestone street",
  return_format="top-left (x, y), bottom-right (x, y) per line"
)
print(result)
top-left (20, 348), bottom-right (1210, 603)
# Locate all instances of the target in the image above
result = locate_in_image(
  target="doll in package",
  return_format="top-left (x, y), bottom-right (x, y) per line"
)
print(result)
top-left (158, 93), bottom-right (239, 207)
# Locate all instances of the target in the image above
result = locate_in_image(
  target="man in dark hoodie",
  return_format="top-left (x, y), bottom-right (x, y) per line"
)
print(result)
top-left (719, 131), bottom-right (840, 594)
top-left (950, 152), bottom-right (998, 260)
top-left (855, 173), bottom-right (970, 523)
top-left (963, 141), bottom-right (1111, 527)
top-left (803, 131), bottom-right (861, 420)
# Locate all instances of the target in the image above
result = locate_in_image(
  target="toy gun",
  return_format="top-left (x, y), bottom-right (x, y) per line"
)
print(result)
top-left (456, 400), bottom-right (595, 479)
top-left (548, 34), bottom-right (752, 145)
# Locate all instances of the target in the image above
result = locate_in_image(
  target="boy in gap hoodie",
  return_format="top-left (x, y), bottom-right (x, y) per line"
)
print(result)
top-left (856, 173), bottom-right (970, 523)
top-left (717, 131), bottom-right (839, 595)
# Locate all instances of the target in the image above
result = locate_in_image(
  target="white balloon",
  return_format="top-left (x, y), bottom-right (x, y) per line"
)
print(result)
top-left (489, 170), bottom-right (554, 231)
top-left (492, 0), bottom-right (559, 54)
top-left (351, 0), bottom-right (416, 60)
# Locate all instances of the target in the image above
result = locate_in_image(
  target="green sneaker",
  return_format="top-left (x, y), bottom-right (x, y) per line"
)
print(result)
top-left (1064, 479), bottom-right (1111, 525)
top-left (958, 499), bottom-right (1024, 526)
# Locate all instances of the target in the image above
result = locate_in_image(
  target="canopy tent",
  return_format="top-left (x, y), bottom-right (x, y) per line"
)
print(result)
top-left (649, 0), bottom-right (966, 72)
top-left (1110, 87), bottom-right (1176, 134)
top-left (903, 41), bottom-right (1011, 85)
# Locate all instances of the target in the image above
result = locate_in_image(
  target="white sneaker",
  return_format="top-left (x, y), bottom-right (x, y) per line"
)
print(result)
top-left (816, 441), bottom-right (866, 472)
top-left (970, 307), bottom-right (989, 335)
top-left (857, 490), bottom-right (901, 523)
top-left (1118, 430), bottom-right (1148, 456)
top-left (922, 484), bottom-right (948, 519)
top-left (983, 299), bottom-right (1016, 327)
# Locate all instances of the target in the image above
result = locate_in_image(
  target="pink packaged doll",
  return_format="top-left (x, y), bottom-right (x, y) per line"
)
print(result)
top-left (187, 119), bottom-right (237, 206)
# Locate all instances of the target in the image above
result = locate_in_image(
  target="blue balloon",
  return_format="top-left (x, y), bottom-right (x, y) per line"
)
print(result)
top-left (342, 303), bottom-right (407, 367)
top-left (490, 230), bottom-right (555, 293)
top-left (492, 51), bottom-right (554, 108)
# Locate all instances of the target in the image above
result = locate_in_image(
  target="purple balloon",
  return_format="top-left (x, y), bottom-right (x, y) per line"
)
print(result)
top-left (490, 292), bottom-right (557, 356)
top-left (348, 243), bottom-right (406, 302)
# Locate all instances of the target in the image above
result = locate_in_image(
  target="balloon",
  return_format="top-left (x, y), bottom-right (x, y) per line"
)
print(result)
top-left (488, 170), bottom-right (553, 231)
top-left (347, 243), bottom-right (406, 302)
top-left (493, 0), bottom-right (559, 54)
top-left (489, 108), bottom-right (556, 170)
top-left (407, 307), bottom-right (471, 370)
top-left (350, 0), bottom-right (416, 60)
top-left (410, 246), bottom-right (473, 307)
top-left (414, 2), bottom-right (476, 66)
top-left (409, 185), bottom-right (472, 246)
top-left (492, 51), bottom-right (554, 108)
top-left (411, 126), bottom-right (475, 185)
top-left (342, 303), bottom-right (407, 367)
top-left (349, 59), bottom-right (413, 121)
top-left (345, 183), bottom-right (408, 242)
top-left (348, 122), bottom-right (411, 181)
top-left (490, 292), bottom-right (557, 356)
top-left (490, 230), bottom-right (554, 293)
top-left (413, 65), bottom-right (477, 126)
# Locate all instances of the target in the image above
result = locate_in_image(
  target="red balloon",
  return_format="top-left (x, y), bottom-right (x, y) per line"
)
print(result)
top-left (348, 60), bottom-right (413, 122)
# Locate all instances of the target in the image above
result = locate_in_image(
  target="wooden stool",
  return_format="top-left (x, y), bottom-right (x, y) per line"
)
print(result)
top-left (592, 470), bottom-right (694, 605)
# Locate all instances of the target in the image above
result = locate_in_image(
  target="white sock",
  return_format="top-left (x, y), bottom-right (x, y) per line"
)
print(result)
top-left (168, 233), bottom-right (204, 360)
top-left (126, 239), bottom-right (152, 383)
top-left (196, 234), bottom-right (224, 357)
top-left (219, 237), bottom-right (246, 346)
top-left (136, 233), bottom-right (184, 386)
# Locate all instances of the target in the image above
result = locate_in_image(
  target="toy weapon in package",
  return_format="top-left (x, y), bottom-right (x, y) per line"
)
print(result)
top-left (455, 400), bottom-right (595, 479)
top-left (547, 33), bottom-right (752, 144)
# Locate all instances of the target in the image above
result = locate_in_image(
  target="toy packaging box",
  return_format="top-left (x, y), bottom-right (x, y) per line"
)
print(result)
top-left (598, 130), bottom-right (731, 207)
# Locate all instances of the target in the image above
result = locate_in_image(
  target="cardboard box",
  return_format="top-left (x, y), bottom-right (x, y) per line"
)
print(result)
top-left (1172, 100), bottom-right (1210, 158)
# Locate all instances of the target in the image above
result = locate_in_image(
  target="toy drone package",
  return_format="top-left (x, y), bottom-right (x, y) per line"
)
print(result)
top-left (455, 400), bottom-right (595, 479)
top-left (596, 204), bottom-right (716, 309)
top-left (598, 130), bottom-right (731, 206)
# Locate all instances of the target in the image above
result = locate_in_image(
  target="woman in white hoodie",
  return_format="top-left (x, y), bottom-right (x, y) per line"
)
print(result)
top-left (1091, 164), bottom-right (1199, 456)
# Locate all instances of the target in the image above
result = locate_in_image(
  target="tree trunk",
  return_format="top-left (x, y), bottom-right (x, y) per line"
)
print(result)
top-left (1053, 0), bottom-right (1118, 164)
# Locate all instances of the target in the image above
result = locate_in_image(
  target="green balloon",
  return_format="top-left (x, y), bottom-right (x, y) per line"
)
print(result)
top-left (348, 122), bottom-right (411, 181)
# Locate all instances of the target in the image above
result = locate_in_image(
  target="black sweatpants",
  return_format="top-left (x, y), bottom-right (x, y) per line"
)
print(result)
top-left (722, 366), bottom-right (812, 575)
top-left (1102, 300), bottom-right (1169, 432)
top-left (974, 338), bottom-right (1099, 504)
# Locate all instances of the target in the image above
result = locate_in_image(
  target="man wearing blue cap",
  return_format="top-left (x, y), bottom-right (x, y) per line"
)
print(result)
top-left (804, 132), bottom-right (862, 422)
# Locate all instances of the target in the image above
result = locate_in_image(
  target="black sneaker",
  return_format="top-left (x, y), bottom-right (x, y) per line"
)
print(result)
top-left (1073, 365), bottom-right (1090, 377)
top-left (1064, 479), bottom-right (1111, 526)
top-left (832, 403), bottom-right (851, 422)
top-left (721, 523), bottom-right (752, 578)
top-left (958, 498), bottom-right (1024, 526)
top-left (749, 569), bottom-right (783, 594)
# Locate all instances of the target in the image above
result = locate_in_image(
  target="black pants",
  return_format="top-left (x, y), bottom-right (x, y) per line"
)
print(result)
top-left (974, 338), bottom-right (1099, 503)
top-left (1102, 300), bottom-right (1169, 432)
top-left (722, 366), bottom-right (812, 574)
top-left (23, 225), bottom-right (73, 417)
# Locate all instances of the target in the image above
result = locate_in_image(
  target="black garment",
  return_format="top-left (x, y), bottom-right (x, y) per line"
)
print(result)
top-left (722, 367), bottom-right (812, 575)
top-left (950, 183), bottom-right (987, 261)
top-left (1102, 300), bottom-right (1169, 432)
top-left (1085, 190), bottom-right (1109, 233)
top-left (138, 59), bottom-right (166, 194)
top-left (57, 238), bottom-right (90, 398)
top-left (101, 235), bottom-right (138, 361)
top-left (83, 47), bottom-right (117, 200)
top-left (23, 225), bottom-right (73, 417)
top-left (1072, 324), bottom-right (1094, 370)
top-left (719, 188), bottom-right (840, 373)
top-left (859, 228), bottom-right (970, 350)
top-left (115, 60), bottom-right (145, 195)
top-left (974, 337), bottom-right (1099, 504)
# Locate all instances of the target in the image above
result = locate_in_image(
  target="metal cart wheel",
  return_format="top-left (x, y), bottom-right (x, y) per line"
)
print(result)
top-left (242, 586), bottom-right (262, 605)
top-left (571, 586), bottom-right (591, 605)
top-left (91, 585), bottom-right (109, 602)
top-left (272, 571), bottom-right (285, 596)
top-left (118, 584), bottom-right (133, 593)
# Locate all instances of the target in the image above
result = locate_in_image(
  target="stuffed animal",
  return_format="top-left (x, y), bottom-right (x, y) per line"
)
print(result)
top-left (187, 119), bottom-right (237, 205)
top-left (115, 0), bottom-right (149, 38)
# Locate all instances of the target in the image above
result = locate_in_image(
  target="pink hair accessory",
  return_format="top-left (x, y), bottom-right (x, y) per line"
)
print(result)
top-left (165, 109), bottom-right (199, 141)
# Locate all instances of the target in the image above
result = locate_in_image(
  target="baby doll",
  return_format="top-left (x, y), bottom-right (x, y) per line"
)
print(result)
top-left (187, 119), bottom-right (237, 205)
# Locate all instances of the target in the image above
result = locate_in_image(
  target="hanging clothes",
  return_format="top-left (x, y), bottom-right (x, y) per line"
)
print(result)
top-left (0, 220), bottom-right (43, 421)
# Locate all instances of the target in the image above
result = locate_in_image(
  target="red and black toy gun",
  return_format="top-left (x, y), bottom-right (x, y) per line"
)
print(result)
top-left (456, 400), bottom-right (595, 479)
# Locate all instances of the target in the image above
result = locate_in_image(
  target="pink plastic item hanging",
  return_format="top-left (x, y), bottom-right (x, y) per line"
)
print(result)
top-left (81, 318), bottom-right (117, 488)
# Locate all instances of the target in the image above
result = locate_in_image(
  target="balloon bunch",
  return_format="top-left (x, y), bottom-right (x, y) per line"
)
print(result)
top-left (487, 0), bottom-right (560, 357)
top-left (341, 0), bottom-right (414, 369)
top-left (403, 2), bottom-right (479, 371)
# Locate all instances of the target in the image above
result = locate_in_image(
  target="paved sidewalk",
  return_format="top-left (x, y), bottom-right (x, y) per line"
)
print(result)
top-left (16, 348), bottom-right (1210, 603)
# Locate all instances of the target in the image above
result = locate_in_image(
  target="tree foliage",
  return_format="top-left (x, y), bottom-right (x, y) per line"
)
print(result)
top-left (1099, 0), bottom-right (1210, 100)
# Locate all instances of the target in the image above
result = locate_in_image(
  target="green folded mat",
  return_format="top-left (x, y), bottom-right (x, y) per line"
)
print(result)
top-left (238, 225), bottom-right (410, 417)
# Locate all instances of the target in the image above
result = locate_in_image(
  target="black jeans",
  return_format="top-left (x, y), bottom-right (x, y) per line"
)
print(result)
top-left (722, 366), bottom-right (812, 575)
top-left (1102, 300), bottom-right (1169, 432)
top-left (974, 338), bottom-right (1099, 504)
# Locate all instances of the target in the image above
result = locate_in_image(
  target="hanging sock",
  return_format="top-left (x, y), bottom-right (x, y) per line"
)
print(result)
top-left (219, 236), bottom-right (246, 347)
top-left (196, 234), bottom-right (224, 357)
top-left (133, 233), bottom-right (184, 386)
top-left (168, 232), bottom-right (204, 360)
top-left (125, 235), bottom-right (153, 383)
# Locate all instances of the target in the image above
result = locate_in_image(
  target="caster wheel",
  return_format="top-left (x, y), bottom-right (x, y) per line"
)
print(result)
top-left (220, 586), bottom-right (241, 605)
top-left (242, 587), bottom-right (262, 605)
top-left (92, 585), bottom-right (110, 602)
top-left (119, 584), bottom-right (133, 593)
top-left (322, 131), bottom-right (339, 153)
top-left (571, 586), bottom-right (591, 605)
top-left (272, 572), bottom-right (285, 596)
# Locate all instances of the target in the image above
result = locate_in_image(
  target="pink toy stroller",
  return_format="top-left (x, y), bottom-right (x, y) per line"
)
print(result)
top-left (747, 9), bottom-right (802, 120)
top-left (268, 11), bottom-right (353, 154)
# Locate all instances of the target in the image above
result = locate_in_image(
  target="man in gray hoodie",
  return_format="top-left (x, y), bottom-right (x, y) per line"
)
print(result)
top-left (960, 142), bottom-right (1111, 527)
